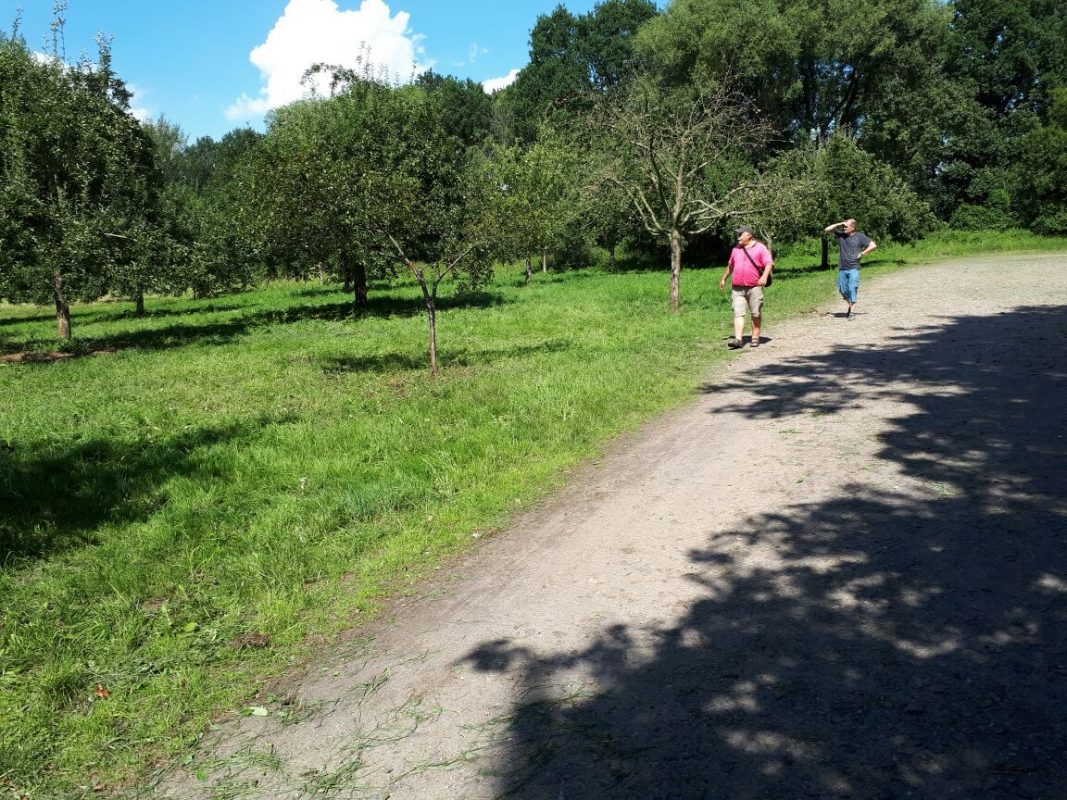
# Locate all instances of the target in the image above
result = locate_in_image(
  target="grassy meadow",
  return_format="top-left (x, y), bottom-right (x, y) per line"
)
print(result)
top-left (2, 230), bottom-right (1066, 798)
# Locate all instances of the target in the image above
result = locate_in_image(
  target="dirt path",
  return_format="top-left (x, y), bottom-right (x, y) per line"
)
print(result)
top-left (150, 253), bottom-right (1067, 800)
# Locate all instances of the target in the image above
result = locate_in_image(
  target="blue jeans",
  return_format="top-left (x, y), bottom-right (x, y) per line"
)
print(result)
top-left (838, 269), bottom-right (860, 304)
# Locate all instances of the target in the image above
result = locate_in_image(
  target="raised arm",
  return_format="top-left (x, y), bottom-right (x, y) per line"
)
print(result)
top-left (824, 221), bottom-right (847, 233)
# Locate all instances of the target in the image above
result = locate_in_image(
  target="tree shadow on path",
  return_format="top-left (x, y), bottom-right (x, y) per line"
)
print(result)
top-left (464, 306), bottom-right (1067, 799)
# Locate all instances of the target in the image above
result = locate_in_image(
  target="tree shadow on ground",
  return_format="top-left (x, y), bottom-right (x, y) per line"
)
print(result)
top-left (250, 290), bottom-right (508, 326)
top-left (89, 301), bottom-right (249, 323)
top-left (322, 339), bottom-right (572, 374)
top-left (0, 311), bottom-right (54, 327)
top-left (0, 291), bottom-right (509, 361)
top-left (464, 306), bottom-right (1067, 799)
top-left (0, 319), bottom-right (253, 359)
top-left (772, 262), bottom-right (834, 277)
top-left (0, 415), bottom-right (292, 569)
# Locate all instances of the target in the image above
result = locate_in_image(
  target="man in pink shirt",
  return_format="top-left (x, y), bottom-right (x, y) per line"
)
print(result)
top-left (719, 225), bottom-right (773, 349)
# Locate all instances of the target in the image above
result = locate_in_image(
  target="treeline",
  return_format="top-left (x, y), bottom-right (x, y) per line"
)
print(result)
top-left (2, 0), bottom-right (1065, 357)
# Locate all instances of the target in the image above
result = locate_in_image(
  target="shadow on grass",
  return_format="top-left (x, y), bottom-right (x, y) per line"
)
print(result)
top-left (0, 291), bottom-right (510, 361)
top-left (252, 290), bottom-right (508, 325)
top-left (0, 311), bottom-right (55, 327)
top-left (509, 271), bottom-right (607, 288)
top-left (0, 415), bottom-right (292, 569)
top-left (464, 306), bottom-right (1067, 799)
top-left (292, 285), bottom-right (343, 298)
top-left (0, 320), bottom-right (253, 360)
top-left (89, 301), bottom-right (250, 323)
top-left (772, 261), bottom-right (834, 277)
top-left (322, 339), bottom-right (572, 374)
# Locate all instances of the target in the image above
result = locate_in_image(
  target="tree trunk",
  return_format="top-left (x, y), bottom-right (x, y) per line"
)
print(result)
top-left (669, 229), bottom-right (682, 312)
top-left (53, 273), bottom-right (71, 339)
top-left (135, 288), bottom-right (145, 317)
top-left (609, 243), bottom-right (616, 272)
top-left (352, 260), bottom-right (368, 311)
top-left (821, 237), bottom-right (830, 269)
top-left (426, 298), bottom-right (439, 375)
top-left (541, 250), bottom-right (548, 273)
top-left (524, 254), bottom-right (532, 284)
top-left (318, 265), bottom-right (327, 284)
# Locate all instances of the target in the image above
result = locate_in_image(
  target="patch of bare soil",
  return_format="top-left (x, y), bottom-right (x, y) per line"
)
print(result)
top-left (145, 254), bottom-right (1067, 800)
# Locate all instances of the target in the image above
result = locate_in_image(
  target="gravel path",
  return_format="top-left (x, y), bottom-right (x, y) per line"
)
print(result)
top-left (151, 253), bottom-right (1067, 800)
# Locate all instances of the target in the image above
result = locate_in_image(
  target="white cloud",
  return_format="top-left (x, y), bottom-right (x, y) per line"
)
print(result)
top-left (126, 83), bottom-right (152, 123)
top-left (226, 0), bottom-right (431, 121)
top-left (482, 68), bottom-right (519, 94)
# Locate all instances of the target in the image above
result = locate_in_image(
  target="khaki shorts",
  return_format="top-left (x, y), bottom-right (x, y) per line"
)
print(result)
top-left (731, 286), bottom-right (764, 318)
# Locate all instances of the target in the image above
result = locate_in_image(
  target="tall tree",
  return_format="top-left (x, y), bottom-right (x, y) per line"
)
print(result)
top-left (0, 30), bottom-right (157, 338)
top-left (934, 0), bottom-right (1067, 225)
top-left (250, 81), bottom-right (398, 309)
top-left (496, 0), bottom-right (658, 142)
top-left (578, 0), bottom-right (658, 91)
top-left (498, 5), bottom-right (590, 142)
top-left (750, 135), bottom-right (935, 254)
top-left (366, 89), bottom-right (498, 373)
top-left (414, 71), bottom-right (493, 146)
top-left (1014, 87), bottom-right (1067, 234)
top-left (491, 126), bottom-right (583, 281)
top-left (595, 77), bottom-right (770, 310)
top-left (634, 0), bottom-right (952, 172)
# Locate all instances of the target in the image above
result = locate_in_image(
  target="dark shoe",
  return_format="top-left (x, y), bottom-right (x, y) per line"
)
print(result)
top-left (727, 338), bottom-right (743, 349)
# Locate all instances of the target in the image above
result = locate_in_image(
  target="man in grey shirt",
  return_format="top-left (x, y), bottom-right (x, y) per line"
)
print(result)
top-left (824, 219), bottom-right (877, 318)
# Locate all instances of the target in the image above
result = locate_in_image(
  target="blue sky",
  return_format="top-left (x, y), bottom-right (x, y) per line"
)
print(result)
top-left (7, 0), bottom-right (603, 141)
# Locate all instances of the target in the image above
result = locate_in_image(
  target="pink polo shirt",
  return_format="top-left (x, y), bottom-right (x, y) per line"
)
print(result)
top-left (729, 241), bottom-right (773, 287)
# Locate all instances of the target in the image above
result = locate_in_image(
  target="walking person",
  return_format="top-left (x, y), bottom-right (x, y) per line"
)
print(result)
top-left (824, 219), bottom-right (877, 318)
top-left (719, 225), bottom-right (773, 349)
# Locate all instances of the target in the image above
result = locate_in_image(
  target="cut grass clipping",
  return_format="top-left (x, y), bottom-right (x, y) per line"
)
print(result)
top-left (2, 230), bottom-right (1065, 798)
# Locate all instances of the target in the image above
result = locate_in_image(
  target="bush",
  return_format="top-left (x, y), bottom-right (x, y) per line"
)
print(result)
top-left (949, 202), bottom-right (1015, 231)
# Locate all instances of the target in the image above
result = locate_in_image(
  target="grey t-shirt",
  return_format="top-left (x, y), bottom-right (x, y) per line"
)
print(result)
top-left (835, 231), bottom-right (872, 270)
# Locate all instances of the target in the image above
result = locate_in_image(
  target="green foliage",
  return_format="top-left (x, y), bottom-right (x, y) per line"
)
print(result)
top-left (414, 71), bottom-right (493, 146)
top-left (180, 128), bottom-right (262, 194)
top-left (252, 69), bottom-right (498, 368)
top-left (949, 198), bottom-right (1014, 232)
top-left (757, 135), bottom-right (936, 244)
top-left (496, 5), bottom-right (590, 142)
top-left (578, 0), bottom-right (658, 90)
top-left (635, 0), bottom-right (950, 145)
top-left (249, 78), bottom-right (399, 299)
top-left (946, 0), bottom-right (1066, 116)
top-left (930, 0), bottom-right (1067, 225)
top-left (593, 76), bottom-right (771, 306)
top-left (0, 31), bottom-right (158, 336)
top-left (1013, 88), bottom-right (1067, 234)
top-left (494, 0), bottom-right (657, 142)
top-left (133, 119), bottom-right (263, 302)
top-left (489, 125), bottom-right (585, 276)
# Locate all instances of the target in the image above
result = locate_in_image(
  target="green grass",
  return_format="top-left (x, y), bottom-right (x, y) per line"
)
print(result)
top-left (1, 229), bottom-right (1065, 798)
